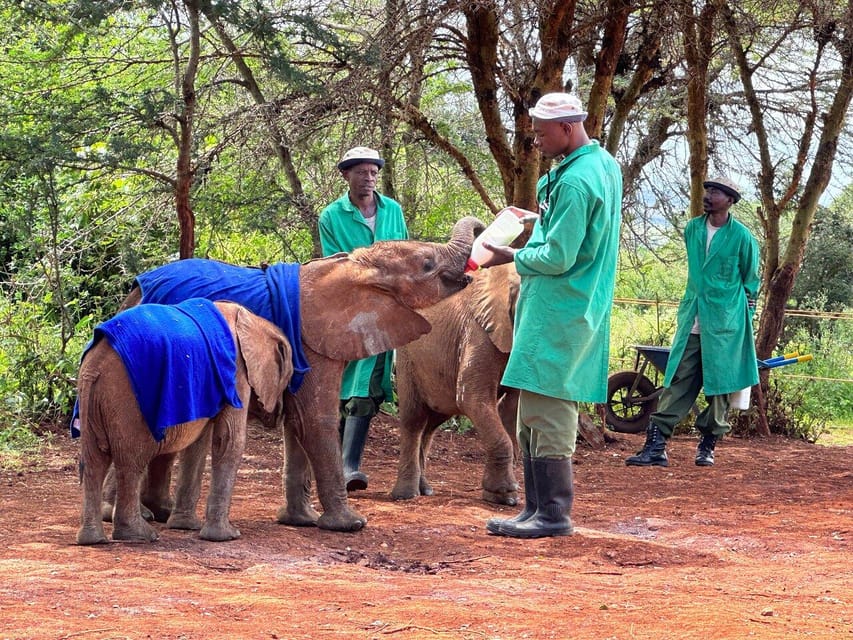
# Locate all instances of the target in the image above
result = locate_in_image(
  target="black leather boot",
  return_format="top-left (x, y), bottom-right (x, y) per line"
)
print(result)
top-left (486, 454), bottom-right (535, 535)
top-left (695, 432), bottom-right (718, 466)
top-left (341, 415), bottom-right (371, 491)
top-left (496, 457), bottom-right (573, 539)
top-left (625, 422), bottom-right (669, 467)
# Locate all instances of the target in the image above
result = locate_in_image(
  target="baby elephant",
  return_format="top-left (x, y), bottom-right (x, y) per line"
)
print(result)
top-left (75, 299), bottom-right (292, 545)
top-left (393, 263), bottom-right (520, 505)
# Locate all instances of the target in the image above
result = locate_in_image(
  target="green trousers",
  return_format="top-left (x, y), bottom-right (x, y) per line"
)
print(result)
top-left (651, 334), bottom-right (731, 438)
top-left (516, 390), bottom-right (579, 459)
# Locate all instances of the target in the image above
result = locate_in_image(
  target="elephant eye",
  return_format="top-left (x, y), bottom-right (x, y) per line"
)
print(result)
top-left (422, 258), bottom-right (435, 273)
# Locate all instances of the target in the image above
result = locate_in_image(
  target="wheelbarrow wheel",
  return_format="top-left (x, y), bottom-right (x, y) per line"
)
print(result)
top-left (605, 370), bottom-right (659, 434)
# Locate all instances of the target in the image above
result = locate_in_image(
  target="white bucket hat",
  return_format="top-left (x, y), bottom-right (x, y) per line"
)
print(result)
top-left (529, 93), bottom-right (588, 122)
top-left (703, 177), bottom-right (741, 203)
top-left (338, 146), bottom-right (385, 171)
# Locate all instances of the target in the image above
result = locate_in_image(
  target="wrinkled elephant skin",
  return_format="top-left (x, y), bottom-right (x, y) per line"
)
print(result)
top-left (76, 302), bottom-right (292, 545)
top-left (393, 262), bottom-right (521, 505)
top-left (107, 217), bottom-right (485, 533)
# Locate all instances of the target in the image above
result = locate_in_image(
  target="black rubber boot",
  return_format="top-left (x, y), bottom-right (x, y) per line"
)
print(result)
top-left (695, 433), bottom-right (718, 466)
top-left (486, 455), bottom-right (535, 535)
top-left (497, 457), bottom-right (573, 539)
top-left (625, 422), bottom-right (669, 467)
top-left (341, 416), bottom-right (371, 491)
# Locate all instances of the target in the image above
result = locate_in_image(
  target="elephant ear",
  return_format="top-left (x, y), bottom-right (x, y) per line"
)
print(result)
top-left (235, 306), bottom-right (293, 412)
top-left (300, 255), bottom-right (432, 360)
top-left (471, 263), bottom-right (519, 354)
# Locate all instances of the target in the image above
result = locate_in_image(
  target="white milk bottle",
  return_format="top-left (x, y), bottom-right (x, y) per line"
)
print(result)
top-left (465, 206), bottom-right (536, 272)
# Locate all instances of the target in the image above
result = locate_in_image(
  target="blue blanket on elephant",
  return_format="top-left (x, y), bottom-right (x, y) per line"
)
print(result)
top-left (134, 258), bottom-right (309, 393)
top-left (73, 298), bottom-right (243, 442)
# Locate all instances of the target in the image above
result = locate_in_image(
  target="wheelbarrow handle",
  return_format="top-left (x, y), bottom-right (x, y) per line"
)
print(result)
top-left (759, 354), bottom-right (813, 369)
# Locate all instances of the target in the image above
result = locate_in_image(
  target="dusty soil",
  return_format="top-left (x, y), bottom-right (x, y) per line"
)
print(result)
top-left (1, 415), bottom-right (850, 640)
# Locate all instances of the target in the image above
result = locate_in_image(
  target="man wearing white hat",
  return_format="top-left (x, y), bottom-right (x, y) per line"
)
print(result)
top-left (626, 176), bottom-right (760, 468)
top-left (318, 146), bottom-right (408, 491)
top-left (482, 92), bottom-right (623, 538)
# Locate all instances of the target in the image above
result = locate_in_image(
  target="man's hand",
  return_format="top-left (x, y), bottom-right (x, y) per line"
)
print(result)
top-left (480, 242), bottom-right (516, 268)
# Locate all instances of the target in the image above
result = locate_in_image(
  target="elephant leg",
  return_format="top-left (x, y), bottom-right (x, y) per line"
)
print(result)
top-left (308, 415), bottom-right (367, 531)
top-left (464, 397), bottom-right (519, 506)
top-left (498, 388), bottom-right (521, 461)
top-left (280, 361), bottom-right (365, 531)
top-left (77, 448), bottom-right (110, 545)
top-left (166, 433), bottom-right (209, 531)
top-left (140, 454), bottom-right (175, 523)
top-left (418, 415), bottom-right (447, 496)
top-left (199, 413), bottom-right (246, 542)
top-left (101, 464), bottom-right (155, 523)
top-left (101, 465), bottom-right (118, 522)
top-left (296, 412), bottom-right (366, 531)
top-left (111, 464), bottom-right (159, 542)
top-left (391, 403), bottom-right (431, 500)
top-left (276, 425), bottom-right (320, 526)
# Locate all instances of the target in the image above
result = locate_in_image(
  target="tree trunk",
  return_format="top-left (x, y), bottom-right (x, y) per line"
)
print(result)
top-left (678, 0), bottom-right (715, 219)
top-left (586, 0), bottom-right (631, 141)
top-left (176, 0), bottom-right (201, 259)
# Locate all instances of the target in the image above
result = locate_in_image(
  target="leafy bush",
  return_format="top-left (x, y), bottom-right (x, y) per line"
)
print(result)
top-left (730, 379), bottom-right (829, 443)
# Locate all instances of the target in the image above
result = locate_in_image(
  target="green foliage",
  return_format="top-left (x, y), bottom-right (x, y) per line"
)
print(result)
top-left (0, 297), bottom-right (90, 425)
top-left (776, 319), bottom-right (853, 422)
top-left (730, 380), bottom-right (829, 443)
top-left (609, 243), bottom-right (686, 370)
top-left (0, 420), bottom-right (45, 471)
top-left (0, 0), bottom-right (852, 459)
top-left (790, 205), bottom-right (853, 312)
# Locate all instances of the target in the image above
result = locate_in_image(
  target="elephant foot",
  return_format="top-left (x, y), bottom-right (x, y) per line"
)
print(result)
top-left (112, 518), bottom-right (159, 542)
top-left (276, 504), bottom-right (320, 527)
top-left (317, 508), bottom-right (367, 532)
top-left (142, 501), bottom-right (173, 524)
top-left (166, 511), bottom-right (203, 531)
top-left (140, 503), bottom-right (156, 522)
top-left (101, 501), bottom-right (156, 523)
top-left (418, 477), bottom-right (434, 496)
top-left (390, 482), bottom-right (419, 501)
top-left (390, 475), bottom-right (435, 501)
top-left (199, 521), bottom-right (241, 542)
top-left (101, 501), bottom-right (114, 522)
top-left (76, 526), bottom-right (108, 545)
top-left (483, 488), bottom-right (519, 506)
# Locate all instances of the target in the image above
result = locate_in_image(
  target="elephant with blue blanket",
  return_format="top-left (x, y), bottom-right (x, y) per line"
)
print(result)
top-left (104, 216), bottom-right (484, 532)
top-left (76, 299), bottom-right (293, 544)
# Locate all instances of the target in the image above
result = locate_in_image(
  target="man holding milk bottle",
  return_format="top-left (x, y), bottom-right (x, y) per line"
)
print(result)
top-left (481, 92), bottom-right (623, 539)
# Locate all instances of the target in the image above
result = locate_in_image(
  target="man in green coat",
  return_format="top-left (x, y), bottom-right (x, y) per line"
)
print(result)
top-left (626, 177), bottom-right (760, 468)
top-left (482, 92), bottom-right (623, 538)
top-left (318, 146), bottom-right (408, 491)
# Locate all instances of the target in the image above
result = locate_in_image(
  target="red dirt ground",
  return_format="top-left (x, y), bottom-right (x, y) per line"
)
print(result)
top-left (1, 415), bottom-right (850, 640)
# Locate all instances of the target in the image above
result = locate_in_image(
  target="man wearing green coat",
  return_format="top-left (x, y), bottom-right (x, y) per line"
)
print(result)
top-left (626, 176), bottom-right (760, 468)
top-left (319, 146), bottom-right (408, 491)
top-left (482, 92), bottom-right (623, 538)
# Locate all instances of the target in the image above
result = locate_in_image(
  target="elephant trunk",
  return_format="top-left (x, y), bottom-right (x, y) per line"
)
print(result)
top-left (442, 216), bottom-right (487, 270)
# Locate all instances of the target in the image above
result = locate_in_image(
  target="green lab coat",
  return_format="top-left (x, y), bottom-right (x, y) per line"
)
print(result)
top-left (318, 191), bottom-right (408, 401)
top-left (501, 141), bottom-right (622, 403)
top-left (663, 214), bottom-right (760, 396)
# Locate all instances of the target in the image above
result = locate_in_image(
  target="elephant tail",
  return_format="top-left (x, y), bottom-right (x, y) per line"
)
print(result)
top-left (75, 367), bottom-right (104, 484)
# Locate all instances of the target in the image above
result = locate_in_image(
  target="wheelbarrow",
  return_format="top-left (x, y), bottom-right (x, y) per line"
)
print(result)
top-left (605, 345), bottom-right (671, 433)
top-left (604, 346), bottom-right (812, 433)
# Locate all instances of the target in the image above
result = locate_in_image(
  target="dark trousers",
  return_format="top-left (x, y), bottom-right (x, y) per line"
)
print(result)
top-left (340, 356), bottom-right (387, 420)
top-left (651, 334), bottom-right (730, 438)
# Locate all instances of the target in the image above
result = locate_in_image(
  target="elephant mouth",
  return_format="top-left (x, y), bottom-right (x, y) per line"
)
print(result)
top-left (441, 272), bottom-right (473, 291)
